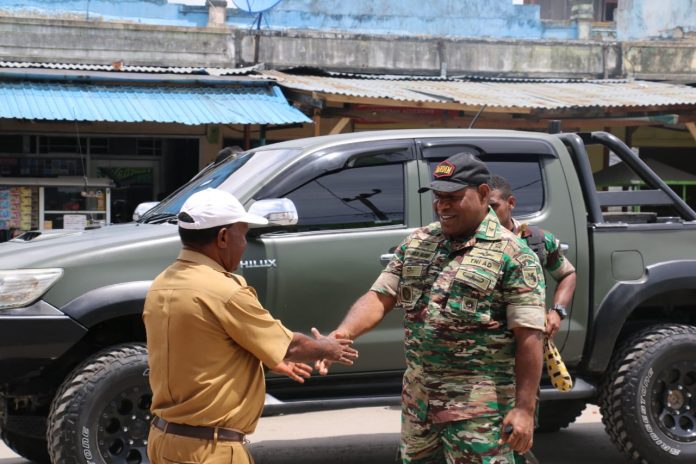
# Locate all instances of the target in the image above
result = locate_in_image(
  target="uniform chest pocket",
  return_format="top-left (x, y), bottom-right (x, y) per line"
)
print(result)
top-left (398, 259), bottom-right (431, 311)
top-left (445, 265), bottom-right (500, 324)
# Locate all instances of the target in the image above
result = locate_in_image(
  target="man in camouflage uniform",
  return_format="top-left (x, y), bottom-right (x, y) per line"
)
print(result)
top-left (489, 175), bottom-right (576, 339)
top-left (322, 153), bottom-right (546, 463)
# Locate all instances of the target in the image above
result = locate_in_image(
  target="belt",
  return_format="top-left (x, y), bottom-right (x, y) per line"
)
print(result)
top-left (152, 416), bottom-right (245, 442)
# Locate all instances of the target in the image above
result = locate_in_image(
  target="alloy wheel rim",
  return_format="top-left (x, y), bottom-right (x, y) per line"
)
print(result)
top-left (96, 385), bottom-right (152, 463)
top-left (652, 361), bottom-right (696, 442)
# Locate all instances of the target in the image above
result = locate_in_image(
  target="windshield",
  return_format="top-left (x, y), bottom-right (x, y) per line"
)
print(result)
top-left (139, 148), bottom-right (301, 223)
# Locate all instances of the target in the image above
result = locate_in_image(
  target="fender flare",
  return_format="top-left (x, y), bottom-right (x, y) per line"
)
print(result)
top-left (60, 281), bottom-right (152, 328)
top-left (584, 260), bottom-right (696, 374)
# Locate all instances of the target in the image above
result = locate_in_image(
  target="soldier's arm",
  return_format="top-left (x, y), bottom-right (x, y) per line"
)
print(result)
top-left (336, 290), bottom-right (397, 341)
top-left (284, 331), bottom-right (358, 364)
top-left (315, 290), bottom-right (396, 375)
top-left (500, 246), bottom-right (546, 454)
top-left (544, 232), bottom-right (577, 337)
top-left (336, 237), bottom-right (406, 340)
top-left (502, 327), bottom-right (544, 454)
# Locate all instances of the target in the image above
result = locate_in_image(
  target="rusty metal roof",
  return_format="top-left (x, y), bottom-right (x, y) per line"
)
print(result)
top-left (264, 71), bottom-right (696, 112)
top-left (0, 61), bottom-right (260, 76)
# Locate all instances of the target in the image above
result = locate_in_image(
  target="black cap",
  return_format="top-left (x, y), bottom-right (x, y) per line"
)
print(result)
top-left (418, 152), bottom-right (490, 193)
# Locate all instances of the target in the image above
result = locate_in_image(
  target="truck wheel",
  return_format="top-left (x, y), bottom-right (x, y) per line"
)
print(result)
top-left (1, 428), bottom-right (50, 463)
top-left (47, 343), bottom-right (152, 464)
top-left (600, 324), bottom-right (696, 464)
top-left (536, 399), bottom-right (586, 433)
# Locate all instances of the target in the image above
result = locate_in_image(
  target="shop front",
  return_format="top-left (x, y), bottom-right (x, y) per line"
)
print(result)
top-left (0, 177), bottom-right (113, 242)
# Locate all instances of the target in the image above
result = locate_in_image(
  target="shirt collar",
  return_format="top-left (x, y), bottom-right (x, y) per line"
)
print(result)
top-left (178, 248), bottom-right (230, 275)
top-left (442, 207), bottom-right (502, 252)
top-left (473, 207), bottom-right (503, 241)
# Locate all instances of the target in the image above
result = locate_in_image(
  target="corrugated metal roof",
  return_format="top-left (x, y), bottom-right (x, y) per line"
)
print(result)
top-left (279, 67), bottom-right (450, 81)
top-left (0, 81), bottom-right (310, 125)
top-left (0, 61), bottom-right (260, 76)
top-left (264, 71), bottom-right (696, 111)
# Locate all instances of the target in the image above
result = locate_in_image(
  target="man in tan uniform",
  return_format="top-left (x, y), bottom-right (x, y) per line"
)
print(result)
top-left (144, 188), bottom-right (358, 464)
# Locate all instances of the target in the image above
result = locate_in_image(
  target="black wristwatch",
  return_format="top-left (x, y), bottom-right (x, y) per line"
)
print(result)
top-left (551, 304), bottom-right (568, 320)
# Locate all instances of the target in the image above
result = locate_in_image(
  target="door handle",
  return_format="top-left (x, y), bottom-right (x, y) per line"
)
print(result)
top-left (561, 243), bottom-right (570, 253)
top-left (380, 253), bottom-right (395, 266)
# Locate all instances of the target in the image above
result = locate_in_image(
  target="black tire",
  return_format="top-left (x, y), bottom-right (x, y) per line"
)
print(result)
top-left (536, 399), bottom-right (586, 433)
top-left (1, 427), bottom-right (50, 463)
top-left (47, 343), bottom-right (152, 464)
top-left (599, 324), bottom-right (696, 464)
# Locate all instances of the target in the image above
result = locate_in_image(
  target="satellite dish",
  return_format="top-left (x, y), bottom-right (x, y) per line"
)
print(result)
top-left (230, 0), bottom-right (283, 13)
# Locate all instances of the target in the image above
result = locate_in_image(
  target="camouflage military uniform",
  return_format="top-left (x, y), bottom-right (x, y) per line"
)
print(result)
top-left (371, 209), bottom-right (545, 464)
top-left (512, 218), bottom-right (575, 281)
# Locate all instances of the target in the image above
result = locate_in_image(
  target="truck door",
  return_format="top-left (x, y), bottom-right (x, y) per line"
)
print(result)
top-left (248, 140), bottom-right (420, 379)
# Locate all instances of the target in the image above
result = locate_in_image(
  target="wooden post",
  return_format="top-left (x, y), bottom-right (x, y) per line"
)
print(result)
top-left (313, 110), bottom-right (321, 137)
top-left (243, 125), bottom-right (251, 150)
top-left (329, 117), bottom-right (352, 135)
top-left (686, 122), bottom-right (696, 142)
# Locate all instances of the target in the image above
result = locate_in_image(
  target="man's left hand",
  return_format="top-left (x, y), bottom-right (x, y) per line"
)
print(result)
top-left (545, 310), bottom-right (561, 338)
top-left (271, 361), bottom-right (313, 383)
top-left (499, 407), bottom-right (535, 454)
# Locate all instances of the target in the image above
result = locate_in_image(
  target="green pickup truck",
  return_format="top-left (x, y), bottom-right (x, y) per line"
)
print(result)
top-left (1, 129), bottom-right (695, 464)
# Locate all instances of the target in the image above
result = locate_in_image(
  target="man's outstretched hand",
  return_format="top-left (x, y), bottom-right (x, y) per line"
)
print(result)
top-left (313, 328), bottom-right (353, 375)
top-left (271, 361), bottom-right (313, 383)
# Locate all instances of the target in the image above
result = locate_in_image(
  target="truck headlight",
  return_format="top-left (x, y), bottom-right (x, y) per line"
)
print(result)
top-left (0, 269), bottom-right (64, 310)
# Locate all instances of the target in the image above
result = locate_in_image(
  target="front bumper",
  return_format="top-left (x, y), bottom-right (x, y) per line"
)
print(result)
top-left (0, 301), bottom-right (87, 384)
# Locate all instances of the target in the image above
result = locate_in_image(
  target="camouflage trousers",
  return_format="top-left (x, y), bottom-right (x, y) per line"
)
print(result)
top-left (400, 410), bottom-right (518, 464)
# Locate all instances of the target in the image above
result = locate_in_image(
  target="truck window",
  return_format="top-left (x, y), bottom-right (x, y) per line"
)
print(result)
top-left (428, 159), bottom-right (544, 215)
top-left (283, 163), bottom-right (405, 230)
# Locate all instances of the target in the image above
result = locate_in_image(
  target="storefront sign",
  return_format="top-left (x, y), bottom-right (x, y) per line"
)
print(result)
top-left (64, 214), bottom-right (87, 230)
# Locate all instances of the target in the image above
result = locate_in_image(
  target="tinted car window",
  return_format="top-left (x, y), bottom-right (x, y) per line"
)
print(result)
top-left (428, 158), bottom-right (544, 215)
top-left (285, 163), bottom-right (405, 230)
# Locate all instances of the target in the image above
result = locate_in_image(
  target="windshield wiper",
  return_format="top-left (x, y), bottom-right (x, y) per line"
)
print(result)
top-left (141, 212), bottom-right (178, 224)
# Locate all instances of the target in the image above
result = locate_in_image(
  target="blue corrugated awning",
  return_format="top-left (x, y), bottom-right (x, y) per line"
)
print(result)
top-left (0, 81), bottom-right (310, 125)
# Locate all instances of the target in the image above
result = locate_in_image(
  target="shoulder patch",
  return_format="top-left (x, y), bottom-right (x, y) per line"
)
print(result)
top-left (522, 266), bottom-right (541, 288)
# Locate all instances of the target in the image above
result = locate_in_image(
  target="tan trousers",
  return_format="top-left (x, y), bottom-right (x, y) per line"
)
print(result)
top-left (147, 424), bottom-right (254, 464)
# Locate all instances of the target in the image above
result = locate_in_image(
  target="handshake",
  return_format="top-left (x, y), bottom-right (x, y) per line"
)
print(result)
top-left (272, 328), bottom-right (357, 383)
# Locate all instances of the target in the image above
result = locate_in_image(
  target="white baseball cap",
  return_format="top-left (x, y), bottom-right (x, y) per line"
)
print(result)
top-left (178, 188), bottom-right (268, 230)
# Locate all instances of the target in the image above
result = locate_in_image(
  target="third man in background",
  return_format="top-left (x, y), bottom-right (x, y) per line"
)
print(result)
top-left (489, 175), bottom-right (576, 339)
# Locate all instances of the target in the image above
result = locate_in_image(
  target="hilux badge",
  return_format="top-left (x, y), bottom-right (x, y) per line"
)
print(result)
top-left (240, 259), bottom-right (278, 269)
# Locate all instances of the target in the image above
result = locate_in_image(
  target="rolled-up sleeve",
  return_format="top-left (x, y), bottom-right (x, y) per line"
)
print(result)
top-left (503, 250), bottom-right (546, 331)
top-left (370, 239), bottom-right (407, 297)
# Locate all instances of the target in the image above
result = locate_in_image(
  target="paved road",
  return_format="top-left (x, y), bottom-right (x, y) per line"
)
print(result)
top-left (0, 405), bottom-right (629, 463)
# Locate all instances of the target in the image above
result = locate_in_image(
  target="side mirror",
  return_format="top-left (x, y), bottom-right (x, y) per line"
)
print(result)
top-left (248, 198), bottom-right (298, 227)
top-left (132, 201), bottom-right (160, 221)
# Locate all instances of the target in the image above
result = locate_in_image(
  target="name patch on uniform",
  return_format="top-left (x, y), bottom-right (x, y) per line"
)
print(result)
top-left (433, 161), bottom-right (455, 178)
top-left (489, 241), bottom-right (507, 251)
top-left (455, 268), bottom-right (494, 292)
top-left (461, 255), bottom-right (502, 274)
top-left (469, 248), bottom-right (504, 262)
top-left (408, 239), bottom-right (439, 252)
top-left (405, 249), bottom-right (436, 261)
top-left (403, 265), bottom-right (424, 277)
